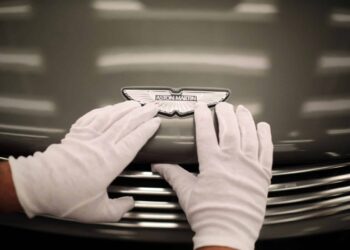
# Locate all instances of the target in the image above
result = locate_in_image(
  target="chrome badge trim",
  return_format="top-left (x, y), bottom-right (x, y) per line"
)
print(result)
top-left (122, 87), bottom-right (230, 116)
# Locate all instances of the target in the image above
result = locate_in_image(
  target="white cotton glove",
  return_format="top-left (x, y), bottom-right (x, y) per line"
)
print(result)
top-left (9, 101), bottom-right (161, 223)
top-left (152, 102), bottom-right (273, 250)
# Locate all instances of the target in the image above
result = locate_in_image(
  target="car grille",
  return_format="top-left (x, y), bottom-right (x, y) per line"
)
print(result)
top-left (108, 161), bottom-right (350, 229)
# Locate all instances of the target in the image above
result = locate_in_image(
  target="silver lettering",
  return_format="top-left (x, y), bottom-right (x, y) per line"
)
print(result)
top-left (155, 95), bottom-right (197, 101)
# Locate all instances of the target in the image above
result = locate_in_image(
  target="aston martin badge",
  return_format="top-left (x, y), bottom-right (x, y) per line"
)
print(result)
top-left (122, 87), bottom-right (230, 116)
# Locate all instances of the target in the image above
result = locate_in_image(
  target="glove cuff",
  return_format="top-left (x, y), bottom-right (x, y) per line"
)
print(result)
top-left (9, 155), bottom-right (37, 218)
top-left (193, 232), bottom-right (254, 250)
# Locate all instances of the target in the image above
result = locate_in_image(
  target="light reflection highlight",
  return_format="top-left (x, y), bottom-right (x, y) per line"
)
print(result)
top-left (327, 128), bottom-right (350, 135)
top-left (317, 53), bottom-right (350, 74)
top-left (93, 0), bottom-right (143, 11)
top-left (287, 130), bottom-right (300, 138)
top-left (330, 9), bottom-right (350, 26)
top-left (0, 123), bottom-right (65, 134)
top-left (97, 49), bottom-right (270, 75)
top-left (135, 200), bottom-right (178, 209)
top-left (0, 49), bottom-right (43, 72)
top-left (326, 152), bottom-right (341, 157)
top-left (0, 1), bottom-right (32, 17)
top-left (0, 131), bottom-right (49, 139)
top-left (301, 98), bottom-right (350, 117)
top-left (234, 2), bottom-right (277, 14)
top-left (301, 226), bottom-right (321, 233)
top-left (279, 139), bottom-right (314, 143)
top-left (92, 0), bottom-right (278, 22)
top-left (0, 96), bottom-right (56, 115)
top-left (174, 141), bottom-right (195, 145)
top-left (137, 222), bottom-right (181, 229)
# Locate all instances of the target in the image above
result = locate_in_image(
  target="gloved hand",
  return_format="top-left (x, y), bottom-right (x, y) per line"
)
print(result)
top-left (9, 101), bottom-right (160, 223)
top-left (152, 102), bottom-right (273, 250)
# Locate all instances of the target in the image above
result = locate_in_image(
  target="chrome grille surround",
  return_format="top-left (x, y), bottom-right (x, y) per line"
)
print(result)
top-left (2, 158), bottom-right (350, 240)
top-left (108, 161), bottom-right (350, 230)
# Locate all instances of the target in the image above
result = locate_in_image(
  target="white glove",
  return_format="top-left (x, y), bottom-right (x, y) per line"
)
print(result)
top-left (152, 102), bottom-right (273, 250)
top-left (9, 101), bottom-right (160, 223)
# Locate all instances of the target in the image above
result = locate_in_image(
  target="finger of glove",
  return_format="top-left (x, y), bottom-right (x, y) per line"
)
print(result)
top-left (257, 122), bottom-right (274, 173)
top-left (215, 102), bottom-right (240, 152)
top-left (90, 101), bottom-right (140, 132)
top-left (100, 196), bottom-right (135, 222)
top-left (194, 103), bottom-right (219, 170)
top-left (236, 105), bottom-right (259, 160)
top-left (74, 105), bottom-right (113, 127)
top-left (112, 117), bottom-right (161, 172)
top-left (152, 164), bottom-right (195, 206)
top-left (105, 103), bottom-right (158, 142)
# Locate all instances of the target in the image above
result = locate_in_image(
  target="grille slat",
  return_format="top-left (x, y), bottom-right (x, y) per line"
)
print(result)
top-left (119, 161), bottom-right (350, 179)
top-left (124, 212), bottom-right (186, 221)
top-left (110, 172), bottom-right (350, 194)
top-left (269, 173), bottom-right (350, 192)
top-left (268, 185), bottom-right (350, 205)
top-left (265, 203), bottom-right (350, 225)
top-left (135, 200), bottom-right (180, 209)
top-left (109, 161), bottom-right (350, 228)
top-left (110, 184), bottom-right (350, 206)
top-left (266, 195), bottom-right (350, 216)
top-left (272, 162), bottom-right (349, 176)
top-left (105, 221), bottom-right (190, 229)
top-left (109, 186), bottom-right (173, 195)
top-left (120, 171), bottom-right (162, 179)
top-left (111, 202), bottom-right (350, 227)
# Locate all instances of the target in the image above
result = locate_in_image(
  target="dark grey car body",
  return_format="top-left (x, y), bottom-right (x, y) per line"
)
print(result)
top-left (1, 0), bottom-right (350, 242)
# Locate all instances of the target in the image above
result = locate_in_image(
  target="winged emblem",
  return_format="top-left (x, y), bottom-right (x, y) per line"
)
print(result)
top-left (122, 88), bottom-right (230, 116)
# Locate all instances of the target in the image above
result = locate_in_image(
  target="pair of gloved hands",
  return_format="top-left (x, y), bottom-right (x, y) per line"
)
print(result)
top-left (9, 101), bottom-right (273, 250)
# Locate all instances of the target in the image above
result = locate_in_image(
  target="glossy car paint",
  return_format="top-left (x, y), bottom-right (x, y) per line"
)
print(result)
top-left (0, 0), bottom-right (350, 241)
top-left (0, 0), bottom-right (349, 164)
